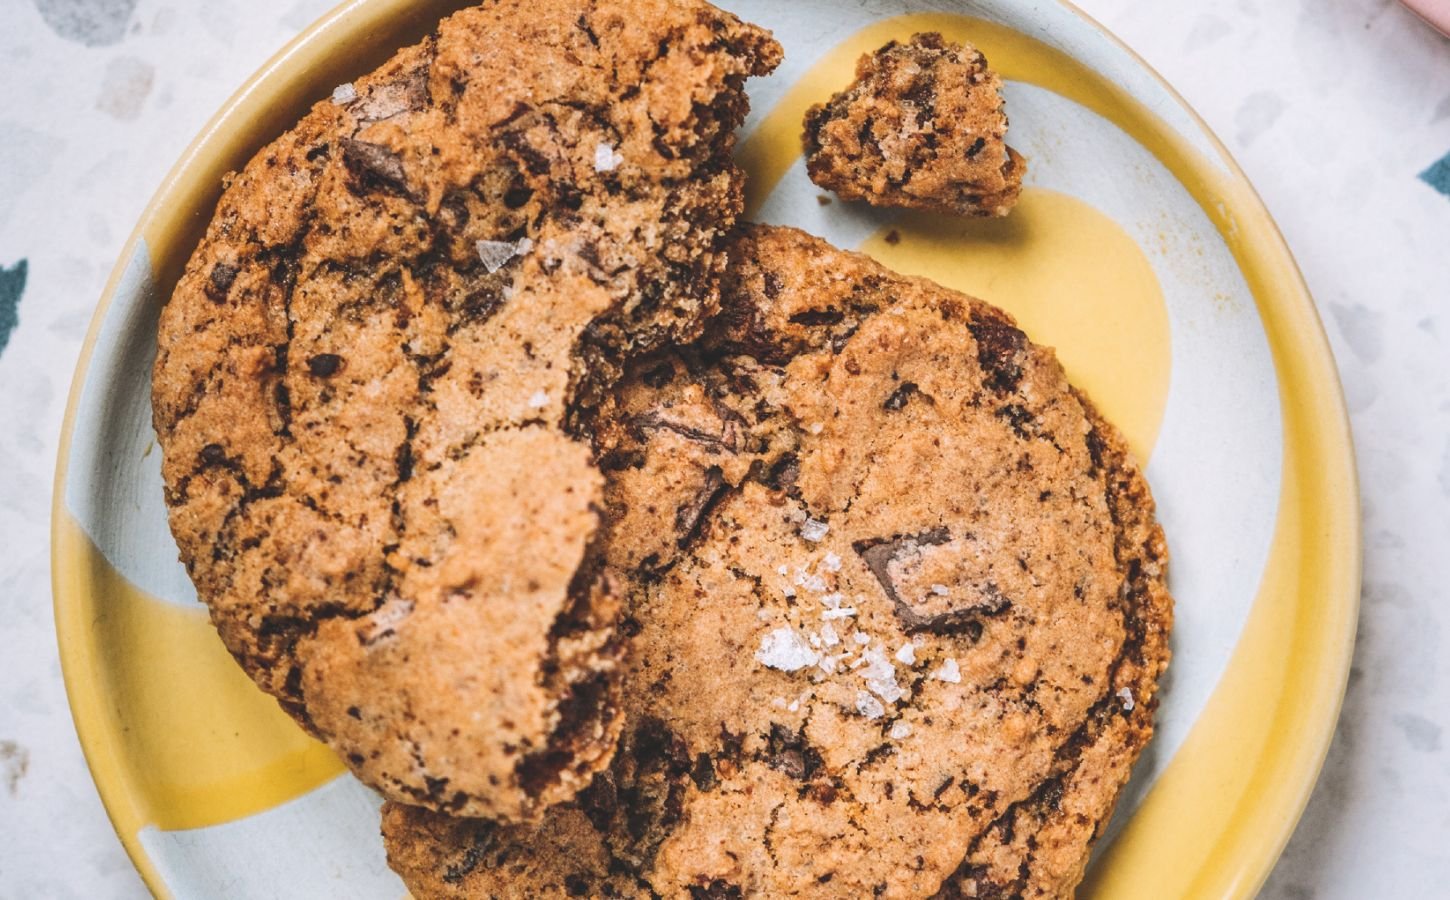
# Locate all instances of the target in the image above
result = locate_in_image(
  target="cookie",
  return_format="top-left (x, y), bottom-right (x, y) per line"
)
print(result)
top-left (803, 33), bottom-right (1025, 217)
top-left (382, 225), bottom-right (1172, 898)
top-left (152, 0), bottom-right (780, 821)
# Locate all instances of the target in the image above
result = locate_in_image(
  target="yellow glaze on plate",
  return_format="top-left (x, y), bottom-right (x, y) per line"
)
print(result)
top-left (52, 515), bottom-right (344, 834)
top-left (52, 2), bottom-right (1359, 898)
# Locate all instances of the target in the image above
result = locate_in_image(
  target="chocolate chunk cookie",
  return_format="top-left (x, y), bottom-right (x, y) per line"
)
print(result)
top-left (152, 0), bottom-right (780, 821)
top-left (804, 33), bottom-right (1025, 217)
top-left (382, 225), bottom-right (1172, 897)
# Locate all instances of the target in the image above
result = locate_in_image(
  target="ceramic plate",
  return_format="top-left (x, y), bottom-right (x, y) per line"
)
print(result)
top-left (53, 1), bottom-right (1360, 897)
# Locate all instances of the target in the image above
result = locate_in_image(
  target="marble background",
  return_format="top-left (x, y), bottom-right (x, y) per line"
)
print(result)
top-left (0, 0), bottom-right (1446, 896)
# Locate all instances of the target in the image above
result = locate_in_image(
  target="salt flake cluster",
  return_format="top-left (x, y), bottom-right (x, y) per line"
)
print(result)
top-left (753, 549), bottom-right (964, 728)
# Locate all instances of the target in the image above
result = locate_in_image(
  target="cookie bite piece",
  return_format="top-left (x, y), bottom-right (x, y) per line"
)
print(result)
top-left (804, 32), bottom-right (1025, 216)
top-left (382, 225), bottom-right (1172, 898)
top-left (152, 0), bottom-right (780, 822)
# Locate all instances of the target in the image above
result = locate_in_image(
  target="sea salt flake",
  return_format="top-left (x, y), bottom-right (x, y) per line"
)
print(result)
top-left (331, 82), bottom-right (358, 104)
top-left (853, 632), bottom-right (872, 646)
top-left (778, 565), bottom-right (789, 576)
top-left (821, 607), bottom-right (858, 621)
top-left (932, 658), bottom-right (962, 684)
top-left (528, 390), bottom-right (549, 409)
top-left (855, 690), bottom-right (886, 720)
top-left (895, 642), bottom-right (916, 665)
top-left (859, 646), bottom-right (904, 703)
top-left (809, 633), bottom-right (823, 649)
top-left (930, 583), bottom-right (950, 596)
top-left (476, 237), bottom-right (533, 274)
top-left (809, 422), bottom-right (824, 435)
top-left (817, 655), bottom-right (840, 675)
top-left (889, 721), bottom-right (913, 740)
top-left (788, 698), bottom-right (800, 712)
top-left (594, 141), bottom-right (625, 172)
top-left (756, 609), bottom-right (772, 621)
top-left (755, 627), bottom-right (821, 672)
top-left (771, 696), bottom-right (788, 709)
top-left (794, 570), bottom-right (828, 593)
top-left (822, 551), bottom-right (842, 572)
top-left (820, 623), bottom-right (840, 647)
top-left (1118, 686), bottom-right (1136, 712)
top-left (800, 518), bottom-right (830, 542)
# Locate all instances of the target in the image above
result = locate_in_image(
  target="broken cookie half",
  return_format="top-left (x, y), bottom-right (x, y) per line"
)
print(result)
top-left (804, 32), bottom-right (1025, 217)
top-left (152, 0), bottom-right (780, 822)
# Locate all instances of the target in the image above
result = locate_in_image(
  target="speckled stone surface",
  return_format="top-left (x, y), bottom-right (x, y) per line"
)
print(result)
top-left (0, 1), bottom-right (1446, 897)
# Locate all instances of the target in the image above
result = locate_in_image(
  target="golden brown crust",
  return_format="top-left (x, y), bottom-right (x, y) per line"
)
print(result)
top-left (152, 0), bottom-right (780, 821)
top-left (803, 33), bottom-right (1025, 217)
top-left (382, 225), bottom-right (1171, 898)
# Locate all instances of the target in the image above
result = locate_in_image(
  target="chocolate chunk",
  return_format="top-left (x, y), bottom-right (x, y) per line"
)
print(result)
top-left (440, 824), bottom-right (498, 884)
top-left (307, 353), bottom-right (343, 377)
top-left (883, 381), bottom-right (919, 410)
top-left (787, 308), bottom-right (844, 327)
top-left (853, 527), bottom-right (1011, 635)
top-left (632, 412), bottom-right (741, 453)
top-left (205, 262), bottom-right (238, 303)
top-left (968, 313), bottom-right (1026, 393)
top-left (690, 753), bottom-right (717, 791)
top-left (689, 881), bottom-right (743, 900)
top-left (764, 723), bottom-right (823, 781)
top-left (341, 138), bottom-right (410, 193)
top-left (674, 467), bottom-right (727, 550)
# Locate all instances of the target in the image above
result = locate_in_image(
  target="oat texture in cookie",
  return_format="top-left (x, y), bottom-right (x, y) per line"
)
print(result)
top-left (151, 0), bottom-right (780, 821)
top-left (804, 32), bottom-right (1025, 217)
top-left (383, 225), bottom-right (1172, 898)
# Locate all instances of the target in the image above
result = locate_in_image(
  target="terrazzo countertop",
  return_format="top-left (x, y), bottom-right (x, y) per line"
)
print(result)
top-left (1, 0), bottom-right (1447, 896)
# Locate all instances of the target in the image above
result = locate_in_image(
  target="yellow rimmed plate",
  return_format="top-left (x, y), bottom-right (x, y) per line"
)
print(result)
top-left (52, 0), bottom-right (1360, 896)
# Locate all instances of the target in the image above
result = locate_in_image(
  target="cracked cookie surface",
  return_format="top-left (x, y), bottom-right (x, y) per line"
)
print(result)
top-left (804, 33), bottom-right (1025, 217)
top-left (152, 0), bottom-right (780, 822)
top-left (382, 225), bottom-right (1172, 898)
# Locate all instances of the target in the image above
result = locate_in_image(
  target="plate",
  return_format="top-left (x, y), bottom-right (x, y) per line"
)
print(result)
top-left (52, 0), bottom-right (1360, 896)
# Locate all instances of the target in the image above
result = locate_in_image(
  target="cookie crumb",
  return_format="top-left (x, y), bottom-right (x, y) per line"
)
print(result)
top-left (884, 229), bottom-right (902, 246)
top-left (1117, 686), bottom-right (1136, 712)
top-left (816, 195), bottom-right (833, 206)
top-left (932, 658), bottom-right (962, 684)
top-left (756, 626), bottom-right (822, 672)
top-left (855, 690), bottom-right (886, 720)
top-left (331, 82), bottom-right (357, 104)
top-left (800, 518), bottom-right (830, 542)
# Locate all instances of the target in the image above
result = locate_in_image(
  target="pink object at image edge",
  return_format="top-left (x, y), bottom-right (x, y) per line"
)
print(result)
top-left (1401, 0), bottom-right (1450, 36)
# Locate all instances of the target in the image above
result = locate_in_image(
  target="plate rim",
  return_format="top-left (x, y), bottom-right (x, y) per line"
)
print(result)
top-left (50, 1), bottom-right (1361, 897)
